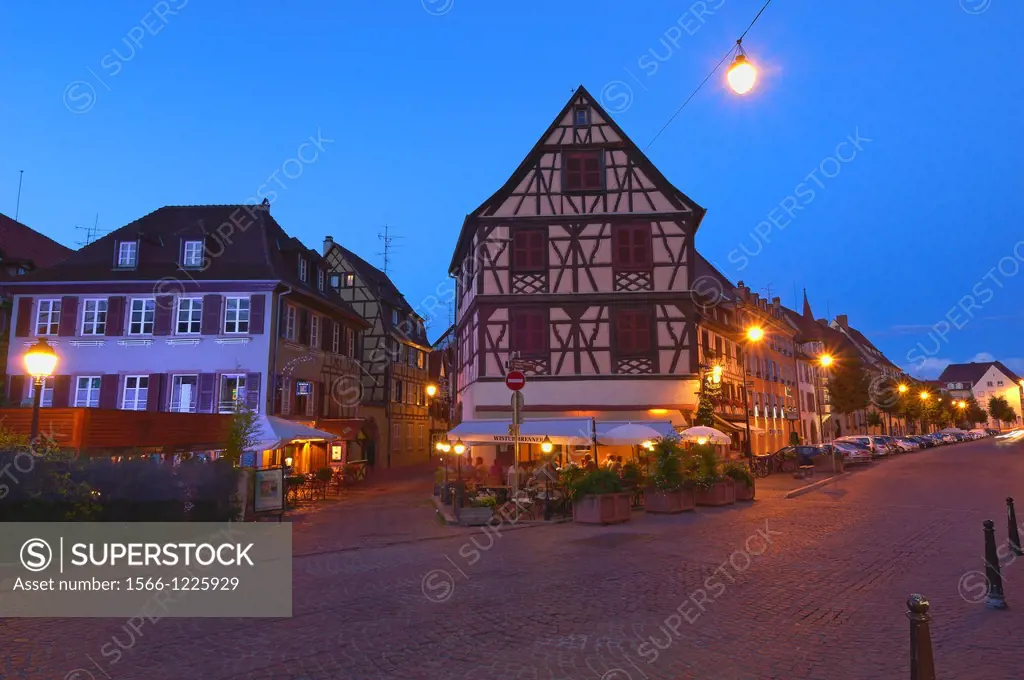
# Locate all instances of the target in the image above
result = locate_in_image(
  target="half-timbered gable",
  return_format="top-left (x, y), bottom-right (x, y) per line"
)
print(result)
top-left (449, 86), bottom-right (706, 425)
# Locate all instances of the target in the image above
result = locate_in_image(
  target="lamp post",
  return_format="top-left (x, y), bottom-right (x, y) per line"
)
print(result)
top-left (816, 354), bottom-right (833, 445)
top-left (452, 438), bottom-right (465, 520)
top-left (956, 400), bottom-right (967, 429)
top-left (919, 391), bottom-right (930, 434)
top-left (23, 338), bottom-right (58, 444)
top-left (738, 326), bottom-right (765, 463)
top-left (898, 383), bottom-right (909, 435)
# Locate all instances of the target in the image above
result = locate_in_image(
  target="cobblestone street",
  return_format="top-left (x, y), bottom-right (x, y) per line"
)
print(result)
top-left (5, 439), bottom-right (1024, 680)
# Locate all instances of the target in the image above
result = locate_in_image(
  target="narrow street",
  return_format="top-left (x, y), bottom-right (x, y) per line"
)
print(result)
top-left (5, 439), bottom-right (1024, 680)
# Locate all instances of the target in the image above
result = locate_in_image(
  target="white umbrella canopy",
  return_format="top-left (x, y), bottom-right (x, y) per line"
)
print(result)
top-left (599, 423), bottom-right (668, 446)
top-left (679, 426), bottom-right (731, 445)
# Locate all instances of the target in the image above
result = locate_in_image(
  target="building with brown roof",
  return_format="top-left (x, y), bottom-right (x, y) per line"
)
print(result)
top-left (937, 361), bottom-right (1024, 429)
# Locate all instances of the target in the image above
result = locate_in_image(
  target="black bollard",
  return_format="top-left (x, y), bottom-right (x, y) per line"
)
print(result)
top-left (983, 519), bottom-right (1007, 609)
top-left (1008, 497), bottom-right (1023, 557)
top-left (907, 594), bottom-right (936, 680)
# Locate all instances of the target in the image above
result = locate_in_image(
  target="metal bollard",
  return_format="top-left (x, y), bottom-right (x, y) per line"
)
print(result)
top-left (1008, 497), bottom-right (1023, 557)
top-left (907, 594), bottom-right (936, 680)
top-left (983, 519), bottom-right (1007, 609)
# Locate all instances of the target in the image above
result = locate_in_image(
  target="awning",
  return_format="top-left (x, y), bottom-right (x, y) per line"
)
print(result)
top-left (597, 421), bottom-right (676, 445)
top-left (713, 415), bottom-right (745, 433)
top-left (250, 416), bottom-right (340, 451)
top-left (315, 419), bottom-right (368, 441)
top-left (447, 418), bottom-right (592, 446)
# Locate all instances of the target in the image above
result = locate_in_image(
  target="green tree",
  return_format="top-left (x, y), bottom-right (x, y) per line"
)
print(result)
top-left (827, 360), bottom-right (871, 426)
top-left (694, 371), bottom-right (720, 428)
top-left (988, 396), bottom-right (1013, 431)
top-left (866, 410), bottom-right (883, 434)
top-left (224, 405), bottom-right (261, 466)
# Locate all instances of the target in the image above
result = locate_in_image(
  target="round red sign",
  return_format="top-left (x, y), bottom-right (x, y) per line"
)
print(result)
top-left (505, 370), bottom-right (526, 391)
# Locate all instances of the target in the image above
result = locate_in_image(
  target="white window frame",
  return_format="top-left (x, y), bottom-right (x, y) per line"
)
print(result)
top-left (299, 257), bottom-right (308, 282)
top-left (346, 328), bottom-right (356, 358)
top-left (28, 377), bottom-right (54, 407)
top-left (74, 376), bottom-right (101, 408)
top-left (284, 305), bottom-right (297, 340)
top-left (310, 314), bottom-right (320, 348)
top-left (81, 299), bottom-right (108, 336)
top-left (170, 374), bottom-right (199, 413)
top-left (175, 297), bottom-right (203, 335)
top-left (392, 309), bottom-right (399, 325)
top-left (317, 269), bottom-right (325, 290)
top-left (223, 297), bottom-right (250, 334)
top-left (392, 423), bottom-right (401, 451)
top-left (305, 381), bottom-right (316, 417)
top-left (128, 298), bottom-right (155, 335)
top-left (117, 241), bottom-right (138, 268)
top-left (281, 377), bottom-right (291, 415)
top-left (332, 323), bottom-right (341, 354)
top-left (219, 374), bottom-right (247, 414)
top-left (35, 299), bottom-right (62, 336)
top-left (182, 240), bottom-right (204, 268)
top-left (343, 273), bottom-right (355, 288)
top-left (122, 375), bottom-right (149, 411)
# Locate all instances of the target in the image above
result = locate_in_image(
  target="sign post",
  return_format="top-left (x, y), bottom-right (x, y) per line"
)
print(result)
top-left (506, 357), bottom-right (527, 511)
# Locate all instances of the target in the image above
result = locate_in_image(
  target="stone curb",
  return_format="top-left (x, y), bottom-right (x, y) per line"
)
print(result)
top-left (785, 472), bottom-right (848, 499)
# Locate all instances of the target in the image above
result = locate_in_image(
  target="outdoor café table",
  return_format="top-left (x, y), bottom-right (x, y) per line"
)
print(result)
top-left (478, 486), bottom-right (510, 505)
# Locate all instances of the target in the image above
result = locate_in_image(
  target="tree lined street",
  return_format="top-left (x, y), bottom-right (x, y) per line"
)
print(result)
top-left (3, 438), bottom-right (1023, 679)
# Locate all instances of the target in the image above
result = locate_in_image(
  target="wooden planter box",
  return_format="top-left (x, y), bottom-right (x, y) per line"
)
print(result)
top-left (644, 487), bottom-right (696, 514)
top-left (695, 479), bottom-right (736, 506)
top-left (459, 505), bottom-right (495, 526)
top-left (733, 480), bottom-right (755, 501)
top-left (573, 493), bottom-right (632, 524)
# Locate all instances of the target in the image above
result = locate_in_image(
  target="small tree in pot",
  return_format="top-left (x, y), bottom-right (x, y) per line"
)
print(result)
top-left (692, 445), bottom-right (736, 506)
top-left (644, 438), bottom-right (695, 513)
top-left (723, 461), bottom-right (755, 501)
top-left (569, 468), bottom-right (631, 524)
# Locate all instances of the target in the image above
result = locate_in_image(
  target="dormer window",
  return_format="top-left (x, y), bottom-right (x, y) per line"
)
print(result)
top-left (317, 268), bottom-right (325, 290)
top-left (392, 309), bottom-right (399, 325)
top-left (117, 241), bottom-right (138, 268)
top-left (298, 256), bottom-right (308, 282)
top-left (182, 240), bottom-right (204, 268)
top-left (574, 107), bottom-right (590, 126)
top-left (344, 273), bottom-right (355, 288)
top-left (329, 273), bottom-right (341, 289)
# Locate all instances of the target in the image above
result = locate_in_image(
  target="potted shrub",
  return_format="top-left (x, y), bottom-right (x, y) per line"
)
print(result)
top-left (778, 448), bottom-right (798, 472)
top-left (692, 446), bottom-right (736, 506)
top-left (460, 495), bottom-right (497, 526)
top-left (644, 439), bottom-right (695, 513)
top-left (569, 468), bottom-right (632, 524)
top-left (723, 461), bottom-right (755, 501)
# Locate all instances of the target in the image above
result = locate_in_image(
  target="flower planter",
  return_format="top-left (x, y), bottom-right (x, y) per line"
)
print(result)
top-left (733, 481), bottom-right (755, 501)
top-left (644, 487), bottom-right (696, 514)
top-left (695, 479), bottom-right (736, 506)
top-left (781, 459), bottom-right (798, 473)
top-left (459, 505), bottom-right (495, 526)
top-left (573, 493), bottom-right (632, 524)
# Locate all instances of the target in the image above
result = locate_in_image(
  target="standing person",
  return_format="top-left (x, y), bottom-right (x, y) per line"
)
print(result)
top-left (488, 458), bottom-right (503, 484)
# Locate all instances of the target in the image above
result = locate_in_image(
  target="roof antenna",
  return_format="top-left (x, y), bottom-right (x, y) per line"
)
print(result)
top-left (15, 170), bottom-right (24, 221)
top-left (377, 224), bottom-right (402, 275)
top-left (76, 214), bottom-right (106, 246)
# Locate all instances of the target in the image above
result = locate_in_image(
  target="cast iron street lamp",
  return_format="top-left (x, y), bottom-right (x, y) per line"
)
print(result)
top-left (919, 391), bottom-right (930, 434)
top-left (727, 42), bottom-right (758, 95)
top-left (738, 326), bottom-right (765, 462)
top-left (23, 338), bottom-right (58, 443)
top-left (452, 438), bottom-right (466, 520)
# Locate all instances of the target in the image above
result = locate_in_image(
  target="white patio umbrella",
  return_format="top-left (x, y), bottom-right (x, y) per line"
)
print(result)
top-left (599, 423), bottom-right (667, 445)
top-left (679, 426), bottom-right (731, 445)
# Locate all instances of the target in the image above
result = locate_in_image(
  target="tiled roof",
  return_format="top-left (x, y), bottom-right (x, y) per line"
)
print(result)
top-left (692, 254), bottom-right (738, 303)
top-left (0, 212), bottom-right (73, 269)
top-left (9, 204), bottom-right (366, 325)
top-left (937, 361), bottom-right (1022, 386)
top-left (780, 305), bottom-right (860, 359)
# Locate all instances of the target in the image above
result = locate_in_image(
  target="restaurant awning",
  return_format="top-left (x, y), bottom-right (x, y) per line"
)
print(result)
top-left (251, 416), bottom-right (340, 451)
top-left (713, 414), bottom-right (746, 433)
top-left (596, 421), bottom-right (676, 445)
top-left (447, 418), bottom-right (593, 446)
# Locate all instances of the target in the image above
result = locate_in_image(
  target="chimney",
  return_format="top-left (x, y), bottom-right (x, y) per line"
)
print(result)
top-left (736, 282), bottom-right (749, 300)
top-left (323, 235), bottom-right (334, 257)
top-left (772, 297), bottom-right (781, 314)
top-left (835, 314), bottom-right (849, 328)
top-left (751, 293), bottom-right (760, 307)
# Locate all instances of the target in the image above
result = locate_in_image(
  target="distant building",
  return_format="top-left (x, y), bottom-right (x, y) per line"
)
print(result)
top-left (322, 238), bottom-right (432, 468)
top-left (937, 361), bottom-right (1024, 428)
top-left (0, 212), bottom-right (72, 393)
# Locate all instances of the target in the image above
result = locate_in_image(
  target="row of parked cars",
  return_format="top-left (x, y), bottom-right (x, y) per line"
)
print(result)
top-left (781, 429), bottom-right (995, 467)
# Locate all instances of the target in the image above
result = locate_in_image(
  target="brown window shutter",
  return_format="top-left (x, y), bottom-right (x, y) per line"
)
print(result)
top-left (198, 373), bottom-right (216, 413)
top-left (14, 298), bottom-right (33, 338)
top-left (249, 295), bottom-right (265, 334)
top-left (99, 374), bottom-right (119, 409)
top-left (245, 373), bottom-right (261, 412)
top-left (321, 320), bottom-right (332, 351)
top-left (8, 375), bottom-right (26, 405)
top-left (201, 294), bottom-right (222, 335)
top-left (300, 310), bottom-right (310, 345)
top-left (105, 297), bottom-right (126, 337)
top-left (273, 375), bottom-right (283, 414)
top-left (51, 375), bottom-right (72, 408)
top-left (153, 296), bottom-right (173, 336)
top-left (58, 297), bottom-right (79, 337)
top-left (318, 380), bottom-right (326, 417)
top-left (147, 373), bottom-right (166, 411)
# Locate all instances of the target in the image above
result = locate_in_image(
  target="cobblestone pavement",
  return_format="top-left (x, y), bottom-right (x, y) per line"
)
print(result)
top-left (4, 439), bottom-right (1024, 679)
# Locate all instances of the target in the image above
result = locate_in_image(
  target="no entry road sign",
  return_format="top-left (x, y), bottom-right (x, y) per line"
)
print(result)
top-left (506, 370), bottom-right (526, 391)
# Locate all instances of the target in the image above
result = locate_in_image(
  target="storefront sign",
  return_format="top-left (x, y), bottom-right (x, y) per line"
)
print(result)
top-left (295, 381), bottom-right (312, 396)
top-left (480, 434), bottom-right (547, 444)
top-left (254, 468), bottom-right (284, 513)
top-left (331, 444), bottom-right (343, 462)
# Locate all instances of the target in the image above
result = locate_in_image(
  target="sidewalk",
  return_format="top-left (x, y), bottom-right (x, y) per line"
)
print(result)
top-left (755, 468), bottom-right (844, 499)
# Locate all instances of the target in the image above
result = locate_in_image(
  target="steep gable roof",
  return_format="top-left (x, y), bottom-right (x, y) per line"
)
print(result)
top-left (449, 85), bottom-right (706, 272)
top-left (938, 361), bottom-right (1022, 386)
top-left (0, 212), bottom-right (73, 270)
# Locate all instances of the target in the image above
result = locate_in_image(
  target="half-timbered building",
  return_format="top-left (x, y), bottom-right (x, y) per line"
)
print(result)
top-left (322, 239), bottom-right (432, 468)
top-left (446, 86), bottom-right (706, 460)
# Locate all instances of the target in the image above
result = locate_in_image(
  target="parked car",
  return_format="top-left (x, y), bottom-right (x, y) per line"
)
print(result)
top-left (969, 429), bottom-right (988, 438)
top-left (837, 436), bottom-right (887, 457)
top-left (872, 436), bottom-right (899, 454)
top-left (905, 435), bottom-right (934, 448)
top-left (894, 437), bottom-right (920, 451)
top-left (824, 441), bottom-right (873, 465)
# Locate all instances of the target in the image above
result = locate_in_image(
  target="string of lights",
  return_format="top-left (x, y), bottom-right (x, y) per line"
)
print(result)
top-left (644, 0), bottom-right (775, 152)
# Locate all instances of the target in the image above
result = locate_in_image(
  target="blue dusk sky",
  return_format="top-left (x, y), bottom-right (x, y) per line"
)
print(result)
top-left (1, 1), bottom-right (1021, 377)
